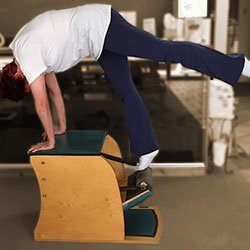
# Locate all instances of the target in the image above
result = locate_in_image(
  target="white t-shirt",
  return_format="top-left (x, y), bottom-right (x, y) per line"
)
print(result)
top-left (9, 4), bottom-right (112, 84)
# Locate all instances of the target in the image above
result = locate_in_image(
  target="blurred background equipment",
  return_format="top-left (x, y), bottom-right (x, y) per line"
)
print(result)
top-left (143, 18), bottom-right (156, 35)
top-left (208, 79), bottom-right (236, 173)
top-left (174, 0), bottom-right (208, 18)
top-left (163, 13), bottom-right (179, 39)
top-left (0, 32), bottom-right (5, 47)
top-left (119, 11), bottom-right (137, 26)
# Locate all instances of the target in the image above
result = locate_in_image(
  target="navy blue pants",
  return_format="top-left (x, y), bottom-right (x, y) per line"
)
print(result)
top-left (98, 8), bottom-right (245, 156)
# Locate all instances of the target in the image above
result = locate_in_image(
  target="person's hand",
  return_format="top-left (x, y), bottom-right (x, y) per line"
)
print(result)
top-left (28, 141), bottom-right (55, 154)
top-left (41, 128), bottom-right (66, 141)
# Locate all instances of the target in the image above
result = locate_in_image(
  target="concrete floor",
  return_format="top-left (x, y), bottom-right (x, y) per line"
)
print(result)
top-left (0, 160), bottom-right (250, 250)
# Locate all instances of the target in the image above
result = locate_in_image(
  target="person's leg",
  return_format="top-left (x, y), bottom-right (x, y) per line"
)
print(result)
top-left (98, 49), bottom-right (159, 162)
top-left (103, 8), bottom-right (245, 85)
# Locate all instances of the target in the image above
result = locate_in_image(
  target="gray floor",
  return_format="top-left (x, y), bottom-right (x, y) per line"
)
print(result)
top-left (0, 160), bottom-right (250, 250)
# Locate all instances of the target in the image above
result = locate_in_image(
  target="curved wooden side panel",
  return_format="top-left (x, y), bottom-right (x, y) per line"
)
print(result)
top-left (101, 134), bottom-right (126, 185)
top-left (30, 155), bottom-right (125, 242)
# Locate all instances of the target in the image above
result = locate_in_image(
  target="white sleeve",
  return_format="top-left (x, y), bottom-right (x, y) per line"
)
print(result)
top-left (15, 46), bottom-right (48, 84)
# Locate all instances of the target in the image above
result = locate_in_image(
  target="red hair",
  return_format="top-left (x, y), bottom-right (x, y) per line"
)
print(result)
top-left (0, 61), bottom-right (28, 102)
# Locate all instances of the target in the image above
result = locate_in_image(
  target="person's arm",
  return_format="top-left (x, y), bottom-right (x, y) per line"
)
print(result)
top-left (44, 72), bottom-right (66, 135)
top-left (28, 74), bottom-right (55, 153)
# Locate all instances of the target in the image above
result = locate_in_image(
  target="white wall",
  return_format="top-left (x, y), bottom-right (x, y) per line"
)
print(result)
top-left (214, 0), bottom-right (230, 53)
top-left (239, 0), bottom-right (250, 57)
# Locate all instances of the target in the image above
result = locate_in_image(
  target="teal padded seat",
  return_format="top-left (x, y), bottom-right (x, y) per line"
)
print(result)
top-left (124, 209), bottom-right (158, 237)
top-left (30, 130), bottom-right (107, 155)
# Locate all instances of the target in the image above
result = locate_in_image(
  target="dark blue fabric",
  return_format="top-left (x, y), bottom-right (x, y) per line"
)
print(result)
top-left (98, 8), bottom-right (245, 156)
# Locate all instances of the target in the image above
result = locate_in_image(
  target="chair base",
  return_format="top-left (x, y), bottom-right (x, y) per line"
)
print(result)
top-left (34, 206), bottom-right (162, 244)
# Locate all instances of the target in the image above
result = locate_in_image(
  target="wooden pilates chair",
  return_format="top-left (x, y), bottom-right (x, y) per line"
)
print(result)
top-left (29, 130), bottom-right (162, 244)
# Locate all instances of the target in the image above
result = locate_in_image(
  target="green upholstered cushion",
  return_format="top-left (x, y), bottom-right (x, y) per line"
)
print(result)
top-left (123, 190), bottom-right (152, 212)
top-left (124, 209), bottom-right (158, 237)
top-left (30, 130), bottom-right (107, 156)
